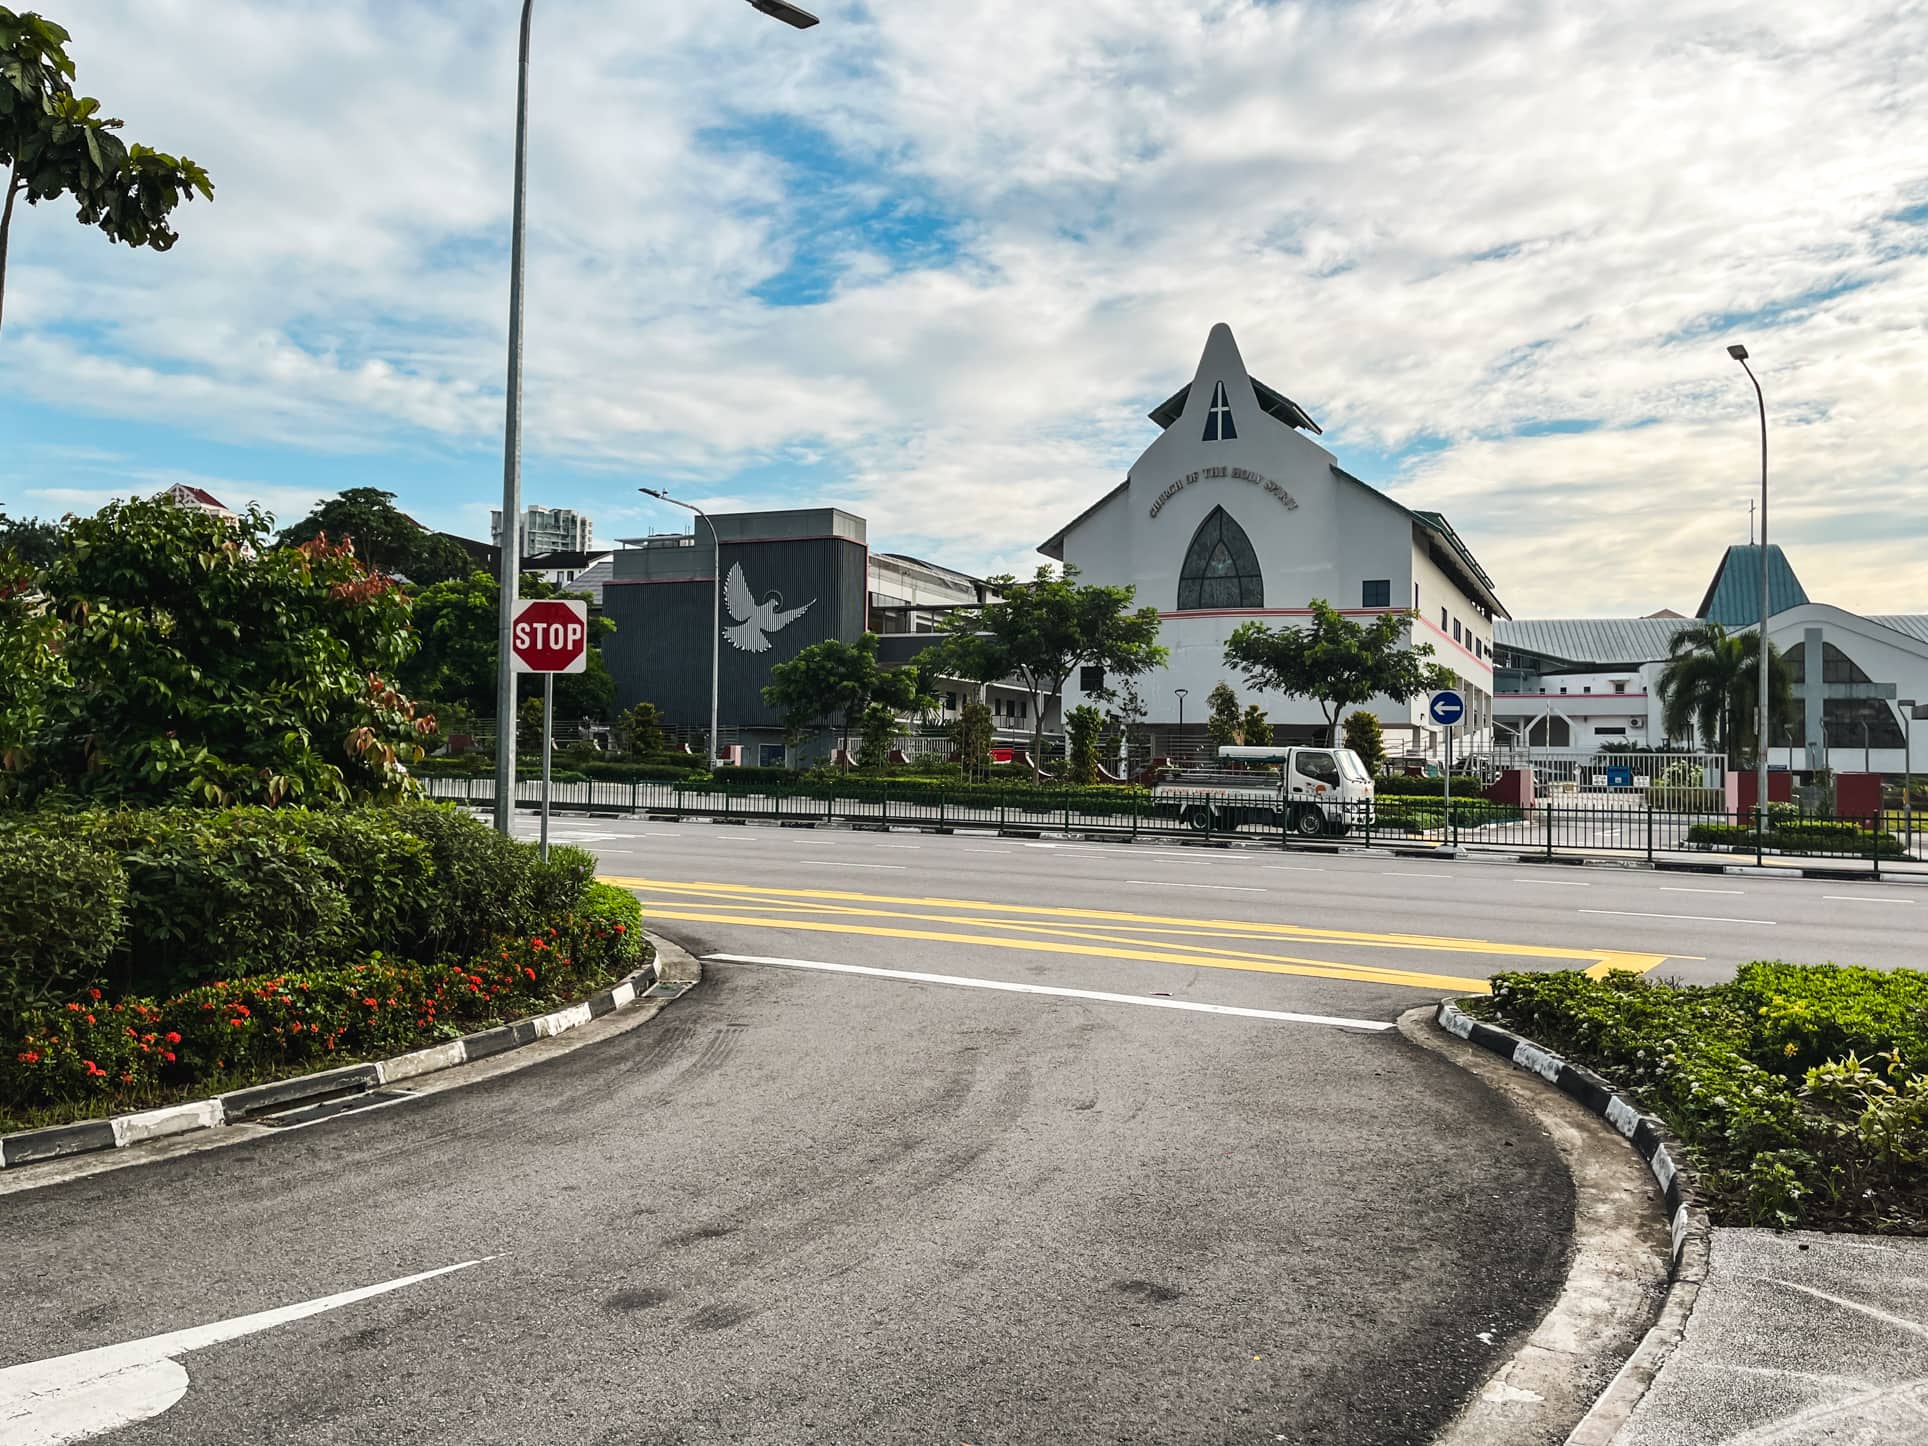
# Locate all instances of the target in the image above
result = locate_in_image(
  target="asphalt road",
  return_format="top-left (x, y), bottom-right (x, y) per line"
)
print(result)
top-left (6, 816), bottom-right (1882, 1445)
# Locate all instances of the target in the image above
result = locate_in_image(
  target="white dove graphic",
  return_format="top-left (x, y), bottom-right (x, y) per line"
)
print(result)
top-left (722, 561), bottom-right (815, 654)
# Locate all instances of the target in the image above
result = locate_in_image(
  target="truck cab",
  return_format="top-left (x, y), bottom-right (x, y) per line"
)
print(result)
top-left (1155, 744), bottom-right (1376, 836)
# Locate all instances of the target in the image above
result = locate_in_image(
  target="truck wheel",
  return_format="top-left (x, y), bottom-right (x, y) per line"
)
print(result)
top-left (1292, 806), bottom-right (1326, 838)
top-left (1183, 805), bottom-right (1211, 832)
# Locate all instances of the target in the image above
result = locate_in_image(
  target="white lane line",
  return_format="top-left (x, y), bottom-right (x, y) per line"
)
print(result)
top-left (872, 844), bottom-right (923, 850)
top-left (1661, 886), bottom-right (1746, 895)
top-left (0, 1258), bottom-right (492, 1443)
top-left (962, 847), bottom-right (1012, 854)
top-left (1125, 879), bottom-right (1266, 893)
top-left (1264, 865), bottom-right (1327, 872)
top-left (798, 860), bottom-right (907, 870)
top-left (1580, 908), bottom-right (1776, 926)
top-left (1824, 895), bottom-right (1914, 905)
top-left (1518, 878), bottom-right (1591, 888)
top-left (706, 954), bottom-right (1393, 1031)
top-left (1387, 871), bottom-right (1451, 879)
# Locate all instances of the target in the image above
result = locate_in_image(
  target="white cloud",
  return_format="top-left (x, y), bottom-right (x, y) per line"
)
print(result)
top-left (4, 0), bottom-right (1928, 615)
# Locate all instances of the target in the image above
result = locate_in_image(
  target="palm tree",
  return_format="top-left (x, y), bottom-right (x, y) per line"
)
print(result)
top-left (1657, 621), bottom-right (1795, 770)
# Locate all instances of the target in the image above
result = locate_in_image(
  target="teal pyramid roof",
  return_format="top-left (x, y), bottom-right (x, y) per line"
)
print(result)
top-left (1695, 544), bottom-right (1808, 626)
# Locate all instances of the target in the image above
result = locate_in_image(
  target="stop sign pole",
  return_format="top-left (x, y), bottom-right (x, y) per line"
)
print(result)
top-left (511, 597), bottom-right (588, 860)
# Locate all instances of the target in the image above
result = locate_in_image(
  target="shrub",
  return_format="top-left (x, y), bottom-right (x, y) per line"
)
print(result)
top-left (1473, 966), bottom-right (1928, 1232)
top-left (0, 836), bottom-right (126, 1022)
top-left (387, 802), bottom-right (542, 961)
top-left (1373, 774), bottom-right (1486, 798)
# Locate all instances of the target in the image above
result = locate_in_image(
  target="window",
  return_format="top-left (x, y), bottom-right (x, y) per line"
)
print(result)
top-left (1453, 619), bottom-right (1463, 644)
top-left (1441, 608), bottom-right (1449, 631)
top-left (1362, 579), bottom-right (1391, 608)
top-left (1201, 380), bottom-right (1238, 442)
top-left (1583, 686), bottom-right (1592, 694)
top-left (1017, 698), bottom-right (1028, 720)
top-left (944, 692), bottom-right (958, 712)
top-left (1296, 751), bottom-right (1341, 786)
top-left (1080, 665), bottom-right (1106, 694)
top-left (1177, 506), bottom-right (1264, 610)
top-left (1414, 583), bottom-right (1420, 610)
top-left (1560, 686), bottom-right (1568, 694)
top-left (1596, 727), bottom-right (1627, 737)
top-left (1612, 680), bottom-right (1627, 694)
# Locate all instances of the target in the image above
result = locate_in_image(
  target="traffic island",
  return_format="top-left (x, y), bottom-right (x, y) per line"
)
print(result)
top-left (1427, 961), bottom-right (1928, 1442)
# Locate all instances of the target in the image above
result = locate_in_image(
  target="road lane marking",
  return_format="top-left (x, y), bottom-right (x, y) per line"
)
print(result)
top-left (1661, 887), bottom-right (1746, 895)
top-left (962, 847), bottom-right (1012, 854)
top-left (1388, 871), bottom-right (1451, 879)
top-left (1124, 880), bottom-right (1266, 893)
top-left (1264, 864), bottom-right (1327, 872)
top-left (639, 908), bottom-right (1493, 992)
top-left (0, 1258), bottom-right (491, 1444)
top-left (1579, 908), bottom-right (1776, 926)
top-left (1518, 879), bottom-right (1591, 888)
top-left (872, 844), bottom-right (923, 850)
top-left (798, 860), bottom-right (907, 870)
top-left (706, 954), bottom-right (1394, 1031)
top-left (1823, 895), bottom-right (1913, 905)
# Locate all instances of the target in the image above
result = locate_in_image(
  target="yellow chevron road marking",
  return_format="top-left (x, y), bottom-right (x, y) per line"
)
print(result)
top-left (604, 876), bottom-right (1669, 979)
top-left (635, 907), bottom-right (1494, 993)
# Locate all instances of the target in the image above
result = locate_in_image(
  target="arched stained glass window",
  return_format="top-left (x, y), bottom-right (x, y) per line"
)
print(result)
top-left (1177, 506), bottom-right (1264, 610)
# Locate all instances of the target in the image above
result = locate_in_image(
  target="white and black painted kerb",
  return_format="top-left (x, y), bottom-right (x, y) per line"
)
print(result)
top-left (0, 959), bottom-right (661, 1171)
top-left (1435, 999), bottom-right (1705, 1268)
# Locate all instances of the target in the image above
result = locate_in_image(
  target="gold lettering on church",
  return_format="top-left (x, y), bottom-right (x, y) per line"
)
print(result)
top-left (1147, 466), bottom-right (1299, 518)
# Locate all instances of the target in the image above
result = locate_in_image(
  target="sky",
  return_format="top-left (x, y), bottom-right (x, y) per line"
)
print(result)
top-left (3, 0), bottom-right (1926, 618)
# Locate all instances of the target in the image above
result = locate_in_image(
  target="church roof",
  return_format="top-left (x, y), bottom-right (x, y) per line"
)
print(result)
top-left (1148, 376), bottom-right (1322, 435)
top-left (1869, 615), bottom-right (1928, 645)
top-left (1494, 616), bottom-right (1695, 666)
top-left (1695, 544), bottom-right (1809, 626)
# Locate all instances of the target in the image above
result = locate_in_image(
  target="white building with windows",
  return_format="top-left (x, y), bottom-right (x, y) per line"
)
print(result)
top-left (491, 505), bottom-right (593, 556)
top-left (1041, 323), bottom-right (1507, 752)
top-left (1494, 545), bottom-right (1928, 776)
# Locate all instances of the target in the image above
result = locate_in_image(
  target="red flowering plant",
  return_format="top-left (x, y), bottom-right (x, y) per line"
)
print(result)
top-left (1, 883), bottom-right (644, 1119)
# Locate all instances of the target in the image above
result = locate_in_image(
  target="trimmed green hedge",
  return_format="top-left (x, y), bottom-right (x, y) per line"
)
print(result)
top-left (1471, 965), bottom-right (1928, 1233)
top-left (1372, 797), bottom-right (1524, 827)
top-left (1373, 775), bottom-right (1487, 798)
top-left (1686, 821), bottom-right (1902, 857)
top-left (689, 772), bottom-right (1152, 811)
top-left (2, 883), bottom-right (643, 1123)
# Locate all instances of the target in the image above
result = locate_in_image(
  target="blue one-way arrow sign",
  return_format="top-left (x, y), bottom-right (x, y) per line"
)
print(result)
top-left (1429, 690), bottom-right (1466, 727)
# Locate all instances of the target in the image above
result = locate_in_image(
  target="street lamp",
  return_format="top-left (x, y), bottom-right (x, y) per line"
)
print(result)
top-left (1174, 687), bottom-right (1189, 757)
top-left (1899, 699), bottom-right (1919, 850)
top-left (1728, 343), bottom-right (1769, 828)
top-left (491, 0), bottom-right (817, 832)
top-left (640, 489), bottom-right (722, 767)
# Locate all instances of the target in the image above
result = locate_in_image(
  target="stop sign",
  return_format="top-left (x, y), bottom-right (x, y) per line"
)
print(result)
top-left (510, 597), bottom-right (589, 674)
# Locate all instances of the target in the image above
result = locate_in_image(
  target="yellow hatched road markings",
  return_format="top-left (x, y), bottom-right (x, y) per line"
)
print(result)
top-left (603, 877), bottom-right (1670, 990)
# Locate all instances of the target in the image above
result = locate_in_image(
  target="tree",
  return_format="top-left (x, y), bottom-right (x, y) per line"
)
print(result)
top-left (1343, 709), bottom-right (1386, 774)
top-left (1224, 600), bottom-right (1455, 746)
top-left (618, 700), bottom-right (666, 757)
top-left (517, 696), bottom-right (544, 753)
top-left (1657, 621), bottom-right (1794, 770)
top-left (1240, 703), bottom-right (1271, 748)
top-left (11, 495), bottom-right (428, 806)
top-left (399, 569), bottom-right (615, 726)
top-left (0, 547), bottom-right (64, 788)
top-left (277, 488), bottom-right (473, 585)
top-left (856, 702), bottom-right (902, 769)
top-left (0, 506), bottom-right (60, 568)
top-left (938, 565), bottom-right (1165, 764)
top-left (950, 699), bottom-right (993, 777)
top-left (762, 633), bottom-right (934, 762)
top-left (1, 9), bottom-right (213, 335)
top-left (1206, 682), bottom-right (1242, 753)
top-left (1065, 704), bottom-right (1104, 785)
top-left (1097, 675), bottom-right (1149, 779)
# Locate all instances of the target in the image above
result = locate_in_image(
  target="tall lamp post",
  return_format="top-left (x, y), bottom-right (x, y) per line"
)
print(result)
top-left (1898, 699), bottom-right (1918, 851)
top-left (1728, 344), bottom-right (1769, 827)
top-left (491, 0), bottom-right (819, 833)
top-left (1174, 687), bottom-right (1189, 759)
top-left (640, 489), bottom-right (723, 766)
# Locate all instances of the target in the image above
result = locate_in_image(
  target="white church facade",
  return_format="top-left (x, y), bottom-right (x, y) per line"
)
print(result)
top-left (1041, 324), bottom-right (1507, 752)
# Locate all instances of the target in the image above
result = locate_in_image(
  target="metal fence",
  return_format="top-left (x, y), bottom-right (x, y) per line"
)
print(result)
top-left (419, 776), bottom-right (1913, 870)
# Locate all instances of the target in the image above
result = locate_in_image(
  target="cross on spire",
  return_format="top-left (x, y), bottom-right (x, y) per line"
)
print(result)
top-left (1202, 380), bottom-right (1237, 442)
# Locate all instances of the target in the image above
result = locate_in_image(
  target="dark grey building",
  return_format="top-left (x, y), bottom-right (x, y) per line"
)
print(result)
top-left (601, 508), bottom-right (870, 761)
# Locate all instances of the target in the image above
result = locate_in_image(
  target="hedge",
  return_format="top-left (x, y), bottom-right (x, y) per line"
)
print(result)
top-left (1371, 797), bottom-right (1524, 827)
top-left (1372, 775), bottom-right (1487, 798)
top-left (2, 883), bottom-right (642, 1123)
top-left (686, 772), bottom-right (1154, 812)
top-left (0, 804), bottom-right (599, 1008)
top-left (1471, 965), bottom-right (1928, 1233)
top-left (1685, 820), bottom-right (1902, 857)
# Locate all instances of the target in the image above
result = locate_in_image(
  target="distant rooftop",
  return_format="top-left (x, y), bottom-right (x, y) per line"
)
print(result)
top-left (1696, 544), bottom-right (1809, 626)
top-left (1148, 375), bottom-right (1322, 435)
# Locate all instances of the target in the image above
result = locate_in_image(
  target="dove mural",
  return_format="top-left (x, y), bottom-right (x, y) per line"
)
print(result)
top-left (722, 562), bottom-right (816, 654)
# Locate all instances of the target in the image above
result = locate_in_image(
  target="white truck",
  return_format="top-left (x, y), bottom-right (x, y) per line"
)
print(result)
top-left (1154, 744), bottom-right (1376, 837)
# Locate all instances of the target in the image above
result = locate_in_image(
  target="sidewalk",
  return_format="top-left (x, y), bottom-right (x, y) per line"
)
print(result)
top-left (1617, 1228), bottom-right (1928, 1444)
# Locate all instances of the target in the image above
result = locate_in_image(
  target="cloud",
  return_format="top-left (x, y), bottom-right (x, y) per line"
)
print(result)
top-left (4, 0), bottom-right (1928, 616)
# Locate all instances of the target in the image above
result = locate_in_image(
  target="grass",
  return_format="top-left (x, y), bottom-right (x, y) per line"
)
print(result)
top-left (1465, 962), bottom-right (1928, 1234)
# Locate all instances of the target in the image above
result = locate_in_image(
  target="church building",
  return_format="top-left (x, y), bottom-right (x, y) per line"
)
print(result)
top-left (1041, 324), bottom-right (1507, 751)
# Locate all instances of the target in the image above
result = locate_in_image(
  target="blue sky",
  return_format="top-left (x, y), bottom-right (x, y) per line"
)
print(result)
top-left (4, 0), bottom-right (1928, 615)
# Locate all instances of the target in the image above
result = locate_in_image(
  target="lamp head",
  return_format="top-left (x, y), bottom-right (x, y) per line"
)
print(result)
top-left (746, 0), bottom-right (820, 27)
top-left (638, 487), bottom-right (665, 499)
top-left (1727, 343), bottom-right (1749, 361)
